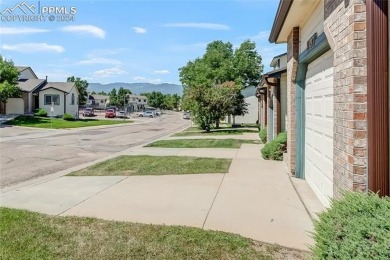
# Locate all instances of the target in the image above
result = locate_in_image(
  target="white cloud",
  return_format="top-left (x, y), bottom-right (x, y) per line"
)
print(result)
top-left (1, 43), bottom-right (64, 53)
top-left (79, 58), bottom-right (122, 65)
top-left (132, 27), bottom-right (147, 34)
top-left (133, 76), bottom-right (162, 84)
top-left (153, 70), bottom-right (170, 74)
top-left (93, 67), bottom-right (127, 77)
top-left (0, 27), bottom-right (50, 35)
top-left (162, 23), bottom-right (229, 30)
top-left (239, 30), bottom-right (270, 41)
top-left (133, 76), bottom-right (146, 81)
top-left (61, 25), bottom-right (106, 39)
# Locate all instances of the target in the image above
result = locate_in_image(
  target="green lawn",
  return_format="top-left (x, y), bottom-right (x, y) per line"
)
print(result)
top-left (6, 116), bottom-right (132, 129)
top-left (0, 208), bottom-right (307, 259)
top-left (68, 155), bottom-right (232, 176)
top-left (146, 139), bottom-right (259, 148)
top-left (174, 128), bottom-right (259, 137)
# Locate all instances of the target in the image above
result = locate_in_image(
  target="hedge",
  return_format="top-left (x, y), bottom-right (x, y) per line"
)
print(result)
top-left (62, 113), bottom-right (75, 121)
top-left (311, 192), bottom-right (390, 259)
top-left (34, 108), bottom-right (47, 117)
top-left (259, 127), bottom-right (267, 143)
top-left (261, 132), bottom-right (287, 160)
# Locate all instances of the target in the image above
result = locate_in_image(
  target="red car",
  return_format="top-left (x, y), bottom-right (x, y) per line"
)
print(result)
top-left (105, 109), bottom-right (116, 118)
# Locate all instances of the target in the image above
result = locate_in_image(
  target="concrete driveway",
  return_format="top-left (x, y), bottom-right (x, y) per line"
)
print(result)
top-left (0, 112), bottom-right (189, 188)
top-left (0, 143), bottom-right (323, 250)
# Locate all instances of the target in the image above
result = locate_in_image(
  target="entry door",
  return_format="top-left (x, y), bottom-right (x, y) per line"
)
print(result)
top-left (304, 50), bottom-right (334, 207)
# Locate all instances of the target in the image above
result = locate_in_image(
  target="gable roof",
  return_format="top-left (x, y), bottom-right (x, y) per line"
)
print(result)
top-left (15, 66), bottom-right (39, 79)
top-left (91, 95), bottom-right (109, 100)
top-left (17, 79), bottom-right (46, 92)
top-left (39, 82), bottom-right (77, 94)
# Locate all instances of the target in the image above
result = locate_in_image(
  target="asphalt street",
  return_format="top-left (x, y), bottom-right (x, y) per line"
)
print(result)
top-left (0, 112), bottom-right (189, 188)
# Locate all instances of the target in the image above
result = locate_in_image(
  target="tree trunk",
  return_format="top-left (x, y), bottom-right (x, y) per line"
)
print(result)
top-left (216, 120), bottom-right (220, 129)
top-left (233, 116), bottom-right (236, 125)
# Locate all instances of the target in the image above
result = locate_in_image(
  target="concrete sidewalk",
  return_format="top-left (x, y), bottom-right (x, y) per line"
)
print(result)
top-left (0, 143), bottom-right (323, 251)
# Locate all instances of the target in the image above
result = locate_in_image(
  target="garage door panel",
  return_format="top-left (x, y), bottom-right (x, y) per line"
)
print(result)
top-left (305, 50), bottom-right (334, 207)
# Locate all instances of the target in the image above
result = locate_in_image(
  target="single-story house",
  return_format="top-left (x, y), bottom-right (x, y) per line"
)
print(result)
top-left (269, 0), bottom-right (389, 206)
top-left (1, 66), bottom-right (79, 117)
top-left (257, 53), bottom-right (287, 142)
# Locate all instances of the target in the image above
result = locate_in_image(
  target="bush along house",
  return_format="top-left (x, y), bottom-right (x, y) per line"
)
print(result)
top-left (268, 0), bottom-right (389, 206)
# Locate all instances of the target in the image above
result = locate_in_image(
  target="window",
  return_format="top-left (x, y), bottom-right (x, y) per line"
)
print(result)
top-left (44, 94), bottom-right (60, 105)
top-left (144, 99), bottom-right (146, 102)
top-left (71, 93), bottom-right (75, 105)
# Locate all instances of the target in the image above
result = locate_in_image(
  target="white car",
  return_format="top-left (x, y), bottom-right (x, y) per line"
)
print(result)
top-left (139, 111), bottom-right (155, 118)
top-left (183, 112), bottom-right (191, 119)
top-left (117, 111), bottom-right (127, 118)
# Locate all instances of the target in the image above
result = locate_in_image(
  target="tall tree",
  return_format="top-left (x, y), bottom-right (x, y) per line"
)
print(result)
top-left (0, 56), bottom-right (22, 110)
top-left (145, 91), bottom-right (165, 108)
top-left (97, 91), bottom-right (107, 95)
top-left (179, 40), bottom-right (262, 129)
top-left (233, 40), bottom-right (264, 87)
top-left (67, 76), bottom-right (88, 105)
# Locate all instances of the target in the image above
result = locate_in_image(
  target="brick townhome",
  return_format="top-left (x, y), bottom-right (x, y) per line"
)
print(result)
top-left (269, 0), bottom-right (389, 206)
top-left (257, 53), bottom-right (288, 142)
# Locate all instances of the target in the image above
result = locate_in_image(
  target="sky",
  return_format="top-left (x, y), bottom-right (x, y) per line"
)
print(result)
top-left (0, 0), bottom-right (287, 85)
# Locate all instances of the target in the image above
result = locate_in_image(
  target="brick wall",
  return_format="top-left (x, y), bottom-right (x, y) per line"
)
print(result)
top-left (286, 27), bottom-right (299, 175)
top-left (324, 0), bottom-right (368, 197)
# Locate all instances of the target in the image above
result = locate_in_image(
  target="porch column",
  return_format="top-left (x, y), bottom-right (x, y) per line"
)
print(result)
top-left (28, 92), bottom-right (33, 114)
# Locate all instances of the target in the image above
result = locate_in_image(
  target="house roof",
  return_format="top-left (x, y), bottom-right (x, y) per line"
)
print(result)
top-left (17, 79), bottom-right (46, 92)
top-left (259, 67), bottom-right (287, 87)
top-left (40, 82), bottom-right (77, 94)
top-left (138, 96), bottom-right (147, 99)
top-left (269, 0), bottom-right (319, 43)
top-left (15, 66), bottom-right (39, 79)
top-left (269, 53), bottom-right (287, 67)
top-left (91, 95), bottom-right (109, 100)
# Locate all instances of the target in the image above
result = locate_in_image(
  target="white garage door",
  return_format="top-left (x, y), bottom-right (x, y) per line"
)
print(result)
top-left (305, 50), bottom-right (334, 207)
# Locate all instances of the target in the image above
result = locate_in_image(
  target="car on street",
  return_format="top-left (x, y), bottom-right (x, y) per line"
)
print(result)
top-left (105, 109), bottom-right (116, 118)
top-left (82, 107), bottom-right (95, 117)
top-left (139, 111), bottom-right (155, 118)
top-left (117, 111), bottom-right (127, 118)
top-left (183, 112), bottom-right (191, 119)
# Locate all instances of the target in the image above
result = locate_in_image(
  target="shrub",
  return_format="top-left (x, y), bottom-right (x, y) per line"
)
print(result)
top-left (261, 132), bottom-right (287, 160)
top-left (62, 113), bottom-right (75, 121)
top-left (311, 192), bottom-right (390, 259)
top-left (34, 108), bottom-right (47, 117)
top-left (259, 127), bottom-right (267, 143)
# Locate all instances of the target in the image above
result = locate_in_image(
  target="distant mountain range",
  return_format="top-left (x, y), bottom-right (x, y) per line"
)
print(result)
top-left (88, 82), bottom-right (183, 96)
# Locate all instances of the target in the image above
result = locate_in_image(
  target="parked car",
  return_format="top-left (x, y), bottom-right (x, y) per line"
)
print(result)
top-left (117, 111), bottom-right (127, 118)
top-left (139, 111), bottom-right (155, 118)
top-left (82, 107), bottom-right (94, 117)
top-left (105, 109), bottom-right (116, 118)
top-left (183, 112), bottom-right (191, 119)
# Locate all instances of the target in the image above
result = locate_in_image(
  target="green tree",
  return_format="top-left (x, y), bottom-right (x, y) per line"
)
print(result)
top-left (0, 56), bottom-right (22, 110)
top-left (91, 91), bottom-right (97, 95)
top-left (67, 76), bottom-right (89, 105)
top-left (97, 91), bottom-right (107, 95)
top-left (108, 88), bottom-right (119, 107)
top-left (179, 40), bottom-right (262, 129)
top-left (145, 91), bottom-right (165, 108)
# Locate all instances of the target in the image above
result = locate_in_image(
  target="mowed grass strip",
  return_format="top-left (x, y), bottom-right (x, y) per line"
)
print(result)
top-left (146, 139), bottom-right (258, 148)
top-left (0, 208), bottom-right (308, 260)
top-left (6, 116), bottom-right (132, 129)
top-left (68, 155), bottom-right (232, 176)
top-left (174, 128), bottom-right (259, 137)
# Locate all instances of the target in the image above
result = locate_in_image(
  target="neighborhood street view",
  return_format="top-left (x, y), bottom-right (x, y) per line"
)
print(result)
top-left (1, 0), bottom-right (390, 259)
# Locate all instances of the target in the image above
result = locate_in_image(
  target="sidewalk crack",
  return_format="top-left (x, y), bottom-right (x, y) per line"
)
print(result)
top-left (202, 173), bottom-right (226, 229)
